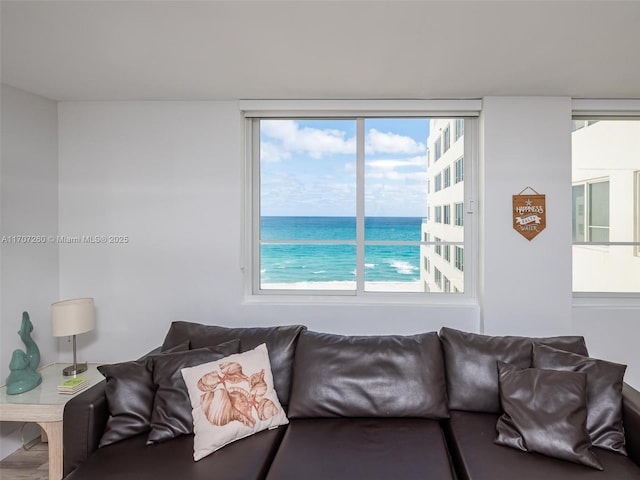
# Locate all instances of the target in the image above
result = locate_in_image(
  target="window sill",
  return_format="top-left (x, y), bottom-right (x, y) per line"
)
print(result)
top-left (573, 293), bottom-right (640, 309)
top-left (242, 291), bottom-right (479, 307)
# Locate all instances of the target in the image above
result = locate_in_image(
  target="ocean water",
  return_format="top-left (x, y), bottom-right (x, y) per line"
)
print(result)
top-left (260, 216), bottom-right (422, 284)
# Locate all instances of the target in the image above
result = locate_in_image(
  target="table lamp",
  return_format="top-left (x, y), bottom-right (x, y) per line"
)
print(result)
top-left (51, 298), bottom-right (96, 376)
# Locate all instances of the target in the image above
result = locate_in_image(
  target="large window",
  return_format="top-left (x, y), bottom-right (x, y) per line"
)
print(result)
top-left (572, 117), bottom-right (640, 294)
top-left (244, 102), bottom-right (478, 298)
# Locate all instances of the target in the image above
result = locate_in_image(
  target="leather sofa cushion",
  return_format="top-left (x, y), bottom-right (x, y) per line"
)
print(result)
top-left (64, 428), bottom-right (286, 480)
top-left (623, 384), bottom-right (640, 465)
top-left (97, 341), bottom-right (189, 447)
top-left (495, 362), bottom-right (602, 470)
top-left (161, 322), bottom-right (306, 406)
top-left (446, 410), bottom-right (640, 480)
top-left (439, 327), bottom-right (589, 413)
top-left (265, 418), bottom-right (455, 480)
top-left (147, 340), bottom-right (240, 444)
top-left (533, 343), bottom-right (627, 454)
top-left (288, 330), bottom-right (448, 419)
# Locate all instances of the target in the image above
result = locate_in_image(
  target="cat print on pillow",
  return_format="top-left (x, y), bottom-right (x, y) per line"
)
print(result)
top-left (181, 343), bottom-right (289, 461)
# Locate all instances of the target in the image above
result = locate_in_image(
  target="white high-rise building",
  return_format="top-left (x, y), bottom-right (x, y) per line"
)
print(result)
top-left (420, 118), bottom-right (465, 292)
top-left (571, 120), bottom-right (640, 293)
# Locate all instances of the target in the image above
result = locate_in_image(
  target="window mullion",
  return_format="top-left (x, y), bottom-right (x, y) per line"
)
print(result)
top-left (252, 119), bottom-right (262, 294)
top-left (356, 118), bottom-right (365, 293)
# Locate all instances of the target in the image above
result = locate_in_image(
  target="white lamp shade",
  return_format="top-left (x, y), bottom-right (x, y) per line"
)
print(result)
top-left (51, 298), bottom-right (96, 337)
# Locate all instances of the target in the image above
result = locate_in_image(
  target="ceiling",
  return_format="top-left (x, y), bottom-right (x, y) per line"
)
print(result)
top-left (2, 0), bottom-right (640, 102)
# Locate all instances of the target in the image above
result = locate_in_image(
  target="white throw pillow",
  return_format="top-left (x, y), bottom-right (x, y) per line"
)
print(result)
top-left (181, 343), bottom-right (289, 461)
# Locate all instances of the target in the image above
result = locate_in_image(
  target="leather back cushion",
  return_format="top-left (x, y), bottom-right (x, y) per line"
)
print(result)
top-left (161, 321), bottom-right (306, 406)
top-left (533, 343), bottom-right (627, 454)
top-left (495, 361), bottom-right (602, 470)
top-left (97, 340), bottom-right (190, 447)
top-left (288, 330), bottom-right (449, 419)
top-left (147, 340), bottom-right (241, 444)
top-left (439, 327), bottom-right (589, 413)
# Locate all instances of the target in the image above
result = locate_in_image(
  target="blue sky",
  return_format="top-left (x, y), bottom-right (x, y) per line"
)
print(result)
top-left (260, 118), bottom-right (430, 217)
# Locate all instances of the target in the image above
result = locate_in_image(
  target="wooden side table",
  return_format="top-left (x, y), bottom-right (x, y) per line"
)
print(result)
top-left (0, 362), bottom-right (104, 480)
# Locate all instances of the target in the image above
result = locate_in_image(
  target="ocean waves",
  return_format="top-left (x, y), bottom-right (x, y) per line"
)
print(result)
top-left (260, 216), bottom-right (423, 285)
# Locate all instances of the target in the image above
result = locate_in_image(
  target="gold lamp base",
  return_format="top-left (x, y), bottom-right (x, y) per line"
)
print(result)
top-left (62, 362), bottom-right (88, 376)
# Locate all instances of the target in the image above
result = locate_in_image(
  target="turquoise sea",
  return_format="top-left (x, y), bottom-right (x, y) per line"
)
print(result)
top-left (260, 216), bottom-right (422, 284)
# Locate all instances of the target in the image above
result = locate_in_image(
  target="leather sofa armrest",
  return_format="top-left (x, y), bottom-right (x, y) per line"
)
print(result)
top-left (63, 380), bottom-right (108, 477)
top-left (623, 382), bottom-right (640, 466)
top-left (61, 347), bottom-right (163, 476)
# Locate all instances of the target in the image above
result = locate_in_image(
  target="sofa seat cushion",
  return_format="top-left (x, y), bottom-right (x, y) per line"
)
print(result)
top-left (446, 410), bottom-right (640, 480)
top-left (161, 322), bottom-right (306, 406)
top-left (288, 330), bottom-right (449, 419)
top-left (64, 427), bottom-right (286, 480)
top-left (265, 418), bottom-right (455, 480)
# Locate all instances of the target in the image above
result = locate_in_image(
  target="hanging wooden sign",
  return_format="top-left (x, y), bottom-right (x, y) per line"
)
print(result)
top-left (513, 187), bottom-right (546, 241)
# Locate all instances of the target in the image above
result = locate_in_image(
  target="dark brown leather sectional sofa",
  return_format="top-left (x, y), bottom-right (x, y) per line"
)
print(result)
top-left (62, 322), bottom-right (640, 479)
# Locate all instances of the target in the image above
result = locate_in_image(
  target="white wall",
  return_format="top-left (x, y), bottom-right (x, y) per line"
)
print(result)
top-left (57, 101), bottom-right (479, 364)
top-left (56, 99), bottom-right (640, 377)
top-left (0, 84), bottom-right (59, 458)
top-left (480, 97), bottom-right (574, 335)
top-left (574, 306), bottom-right (640, 388)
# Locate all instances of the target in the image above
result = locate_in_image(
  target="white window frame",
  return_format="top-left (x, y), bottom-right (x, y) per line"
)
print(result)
top-left (443, 166), bottom-right (451, 189)
top-left (455, 246), bottom-right (464, 272)
top-left (572, 178), bottom-right (610, 243)
top-left (572, 99), bottom-right (640, 303)
top-left (636, 170), bottom-right (640, 257)
top-left (241, 100), bottom-right (480, 304)
top-left (443, 204), bottom-right (451, 225)
top-left (435, 137), bottom-right (442, 161)
top-left (435, 206), bottom-right (442, 224)
top-left (455, 202), bottom-right (464, 227)
top-left (455, 157), bottom-right (464, 183)
top-left (455, 118), bottom-right (464, 141)
top-left (443, 125), bottom-right (450, 153)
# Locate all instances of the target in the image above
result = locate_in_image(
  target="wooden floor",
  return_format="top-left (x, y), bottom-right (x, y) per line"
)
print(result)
top-left (0, 441), bottom-right (48, 480)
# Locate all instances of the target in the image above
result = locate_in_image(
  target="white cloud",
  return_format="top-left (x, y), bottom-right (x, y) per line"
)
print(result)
top-left (260, 141), bottom-right (291, 163)
top-left (260, 170), bottom-right (357, 216)
top-left (365, 129), bottom-right (425, 155)
top-left (366, 155), bottom-right (427, 182)
top-left (261, 121), bottom-right (426, 164)
top-left (261, 120), bottom-right (356, 161)
top-left (365, 183), bottom-right (427, 217)
top-left (259, 120), bottom-right (428, 216)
